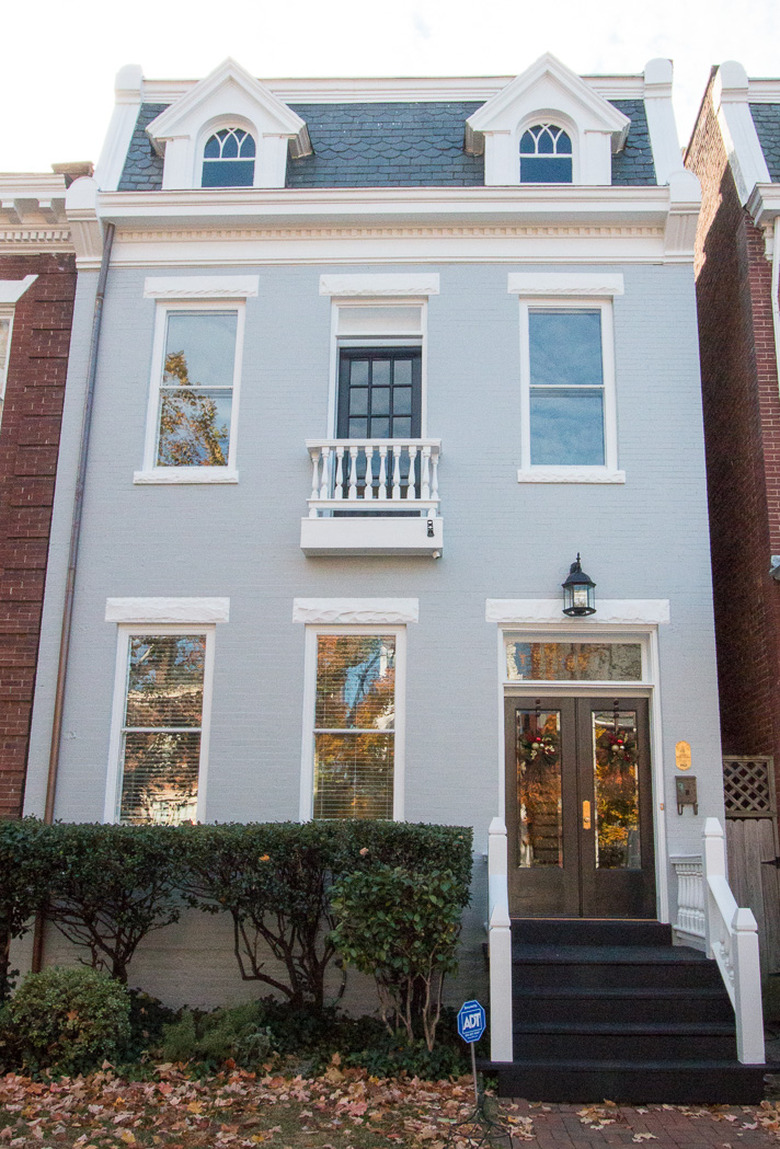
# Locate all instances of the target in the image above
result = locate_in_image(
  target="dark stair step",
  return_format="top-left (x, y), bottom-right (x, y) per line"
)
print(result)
top-left (512, 944), bottom-right (722, 989)
top-left (511, 918), bottom-right (672, 947)
top-left (512, 984), bottom-right (733, 1024)
top-left (511, 1019), bottom-right (736, 1061)
top-left (488, 1058), bottom-right (767, 1105)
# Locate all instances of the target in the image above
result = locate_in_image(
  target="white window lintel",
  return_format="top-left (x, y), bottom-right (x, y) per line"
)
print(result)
top-left (105, 597), bottom-right (231, 624)
top-left (508, 272), bottom-right (624, 296)
top-left (0, 275), bottom-right (37, 304)
top-left (293, 598), bottom-right (419, 625)
top-left (144, 275), bottom-right (259, 299)
top-left (485, 599), bottom-right (670, 625)
top-left (320, 274), bottom-right (440, 298)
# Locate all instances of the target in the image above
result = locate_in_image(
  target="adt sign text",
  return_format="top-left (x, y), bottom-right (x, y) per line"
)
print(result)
top-left (457, 999), bottom-right (486, 1044)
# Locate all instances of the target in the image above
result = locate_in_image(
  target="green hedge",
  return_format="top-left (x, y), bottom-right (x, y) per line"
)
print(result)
top-left (0, 819), bottom-right (473, 1011)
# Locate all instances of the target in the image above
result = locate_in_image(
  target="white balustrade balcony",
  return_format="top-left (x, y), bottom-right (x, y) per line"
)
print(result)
top-left (300, 438), bottom-right (443, 557)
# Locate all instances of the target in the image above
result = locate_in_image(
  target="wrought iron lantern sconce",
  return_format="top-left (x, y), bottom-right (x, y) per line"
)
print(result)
top-left (562, 554), bottom-right (596, 616)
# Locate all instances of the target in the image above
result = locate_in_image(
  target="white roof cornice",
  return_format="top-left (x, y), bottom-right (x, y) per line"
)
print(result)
top-left (713, 61), bottom-right (771, 205)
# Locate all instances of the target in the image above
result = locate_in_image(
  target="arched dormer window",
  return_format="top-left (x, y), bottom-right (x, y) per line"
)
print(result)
top-left (201, 127), bottom-right (256, 187)
top-left (519, 123), bottom-right (573, 183)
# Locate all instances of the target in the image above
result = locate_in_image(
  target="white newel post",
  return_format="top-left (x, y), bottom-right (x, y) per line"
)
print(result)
top-left (702, 817), bottom-right (765, 1064)
top-left (702, 817), bottom-right (726, 960)
top-left (487, 817), bottom-right (513, 1063)
top-left (732, 905), bottom-right (764, 1064)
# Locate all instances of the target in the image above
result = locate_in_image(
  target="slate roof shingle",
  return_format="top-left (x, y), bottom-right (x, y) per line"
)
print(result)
top-left (750, 104), bottom-right (780, 181)
top-left (117, 104), bottom-right (167, 191)
top-left (115, 97), bottom-right (658, 191)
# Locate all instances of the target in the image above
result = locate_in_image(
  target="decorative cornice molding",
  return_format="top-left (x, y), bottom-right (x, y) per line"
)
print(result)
top-left (0, 230), bottom-right (72, 248)
top-left (485, 598), bottom-right (671, 625)
top-left (292, 598), bottom-right (419, 625)
top-left (105, 596), bottom-right (231, 624)
top-left (118, 224), bottom-right (663, 243)
top-left (140, 73), bottom-right (646, 107)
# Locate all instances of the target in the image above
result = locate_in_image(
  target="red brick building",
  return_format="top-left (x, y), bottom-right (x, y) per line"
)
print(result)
top-left (686, 63), bottom-right (780, 968)
top-left (0, 175), bottom-right (79, 818)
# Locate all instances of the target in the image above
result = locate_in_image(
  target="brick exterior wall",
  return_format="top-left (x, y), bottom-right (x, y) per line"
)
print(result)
top-left (686, 77), bottom-right (780, 779)
top-left (0, 253), bottom-right (76, 818)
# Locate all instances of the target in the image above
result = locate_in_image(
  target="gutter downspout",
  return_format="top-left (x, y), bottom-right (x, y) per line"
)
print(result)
top-left (31, 222), bottom-right (115, 970)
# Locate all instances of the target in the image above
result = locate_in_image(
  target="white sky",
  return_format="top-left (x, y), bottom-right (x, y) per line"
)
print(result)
top-left (1, 0), bottom-right (778, 174)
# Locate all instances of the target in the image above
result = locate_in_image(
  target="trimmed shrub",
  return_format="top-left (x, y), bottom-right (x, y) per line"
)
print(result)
top-left (0, 818), bottom-right (52, 1002)
top-left (9, 966), bottom-right (131, 1075)
top-left (43, 822), bottom-right (187, 983)
top-left (330, 865), bottom-right (469, 1051)
top-left (180, 821), bottom-right (473, 1012)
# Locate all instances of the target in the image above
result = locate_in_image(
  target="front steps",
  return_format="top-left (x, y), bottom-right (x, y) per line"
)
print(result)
top-left (490, 919), bottom-right (767, 1104)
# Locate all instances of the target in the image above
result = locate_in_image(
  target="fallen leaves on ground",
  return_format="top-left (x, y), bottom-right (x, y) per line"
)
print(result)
top-left (5, 1070), bottom-right (780, 1149)
top-left (0, 1065), bottom-right (514, 1149)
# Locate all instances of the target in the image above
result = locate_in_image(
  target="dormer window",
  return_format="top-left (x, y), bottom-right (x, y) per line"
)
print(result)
top-left (519, 124), bottom-right (573, 183)
top-left (201, 128), bottom-right (256, 187)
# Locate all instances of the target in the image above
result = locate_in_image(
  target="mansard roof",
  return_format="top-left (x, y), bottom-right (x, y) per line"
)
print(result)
top-left (117, 95), bottom-right (657, 191)
top-left (750, 103), bottom-right (780, 181)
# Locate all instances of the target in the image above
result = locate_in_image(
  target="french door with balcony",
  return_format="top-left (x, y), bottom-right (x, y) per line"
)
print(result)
top-left (335, 348), bottom-right (422, 500)
top-left (505, 695), bottom-right (655, 918)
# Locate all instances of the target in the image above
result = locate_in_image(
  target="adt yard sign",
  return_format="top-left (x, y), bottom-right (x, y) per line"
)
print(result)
top-left (457, 999), bottom-right (486, 1044)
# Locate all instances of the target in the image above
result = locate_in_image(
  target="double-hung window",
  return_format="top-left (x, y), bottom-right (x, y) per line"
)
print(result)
top-left (137, 277), bottom-right (258, 483)
top-left (510, 274), bottom-right (624, 483)
top-left (106, 625), bottom-right (216, 825)
top-left (297, 604), bottom-right (412, 821)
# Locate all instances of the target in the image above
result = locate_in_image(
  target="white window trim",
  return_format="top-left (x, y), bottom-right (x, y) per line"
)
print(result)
top-left (299, 624), bottom-right (407, 822)
top-left (105, 597), bottom-right (230, 624)
top-left (508, 273), bottom-right (624, 297)
top-left (0, 275), bottom-right (37, 304)
top-left (515, 291), bottom-right (623, 483)
top-left (135, 298), bottom-right (246, 484)
top-left (0, 308), bottom-right (15, 414)
top-left (517, 115), bottom-right (579, 185)
top-left (144, 275), bottom-right (259, 300)
top-left (327, 299), bottom-right (429, 439)
top-left (196, 118), bottom-right (258, 190)
top-left (104, 623), bottom-right (217, 824)
top-left (320, 274), bottom-right (440, 297)
top-left (293, 598), bottom-right (419, 625)
top-left (486, 599), bottom-right (670, 626)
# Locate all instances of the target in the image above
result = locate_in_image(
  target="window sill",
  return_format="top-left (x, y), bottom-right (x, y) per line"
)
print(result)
top-left (517, 468), bottom-right (625, 484)
top-left (133, 468), bottom-right (239, 485)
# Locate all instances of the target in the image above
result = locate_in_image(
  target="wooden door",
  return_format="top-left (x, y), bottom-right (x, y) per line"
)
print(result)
top-left (505, 696), bottom-right (655, 918)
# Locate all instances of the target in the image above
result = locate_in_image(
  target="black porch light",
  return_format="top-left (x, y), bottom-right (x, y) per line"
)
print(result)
top-left (562, 554), bottom-right (596, 616)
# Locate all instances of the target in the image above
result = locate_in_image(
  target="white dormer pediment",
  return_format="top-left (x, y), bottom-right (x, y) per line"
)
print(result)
top-left (147, 58), bottom-right (311, 190)
top-left (466, 53), bottom-right (630, 186)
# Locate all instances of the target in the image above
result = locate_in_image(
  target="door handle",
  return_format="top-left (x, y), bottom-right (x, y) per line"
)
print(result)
top-left (582, 800), bottom-right (592, 830)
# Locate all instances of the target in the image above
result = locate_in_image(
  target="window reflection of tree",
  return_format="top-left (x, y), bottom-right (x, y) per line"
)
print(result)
top-left (314, 636), bottom-right (396, 820)
top-left (120, 635), bottom-right (205, 825)
top-left (158, 349), bottom-right (230, 466)
top-left (593, 714), bottom-right (640, 869)
top-left (517, 710), bottom-right (562, 868)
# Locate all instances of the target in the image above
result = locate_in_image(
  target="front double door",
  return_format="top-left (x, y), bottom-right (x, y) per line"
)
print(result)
top-left (505, 696), bottom-right (655, 918)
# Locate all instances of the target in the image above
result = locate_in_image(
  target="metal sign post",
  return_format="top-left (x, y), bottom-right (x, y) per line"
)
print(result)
top-left (448, 1000), bottom-right (511, 1148)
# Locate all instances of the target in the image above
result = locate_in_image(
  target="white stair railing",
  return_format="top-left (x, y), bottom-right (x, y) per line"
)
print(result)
top-left (487, 817), bottom-right (513, 1063)
top-left (672, 818), bottom-right (764, 1064)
